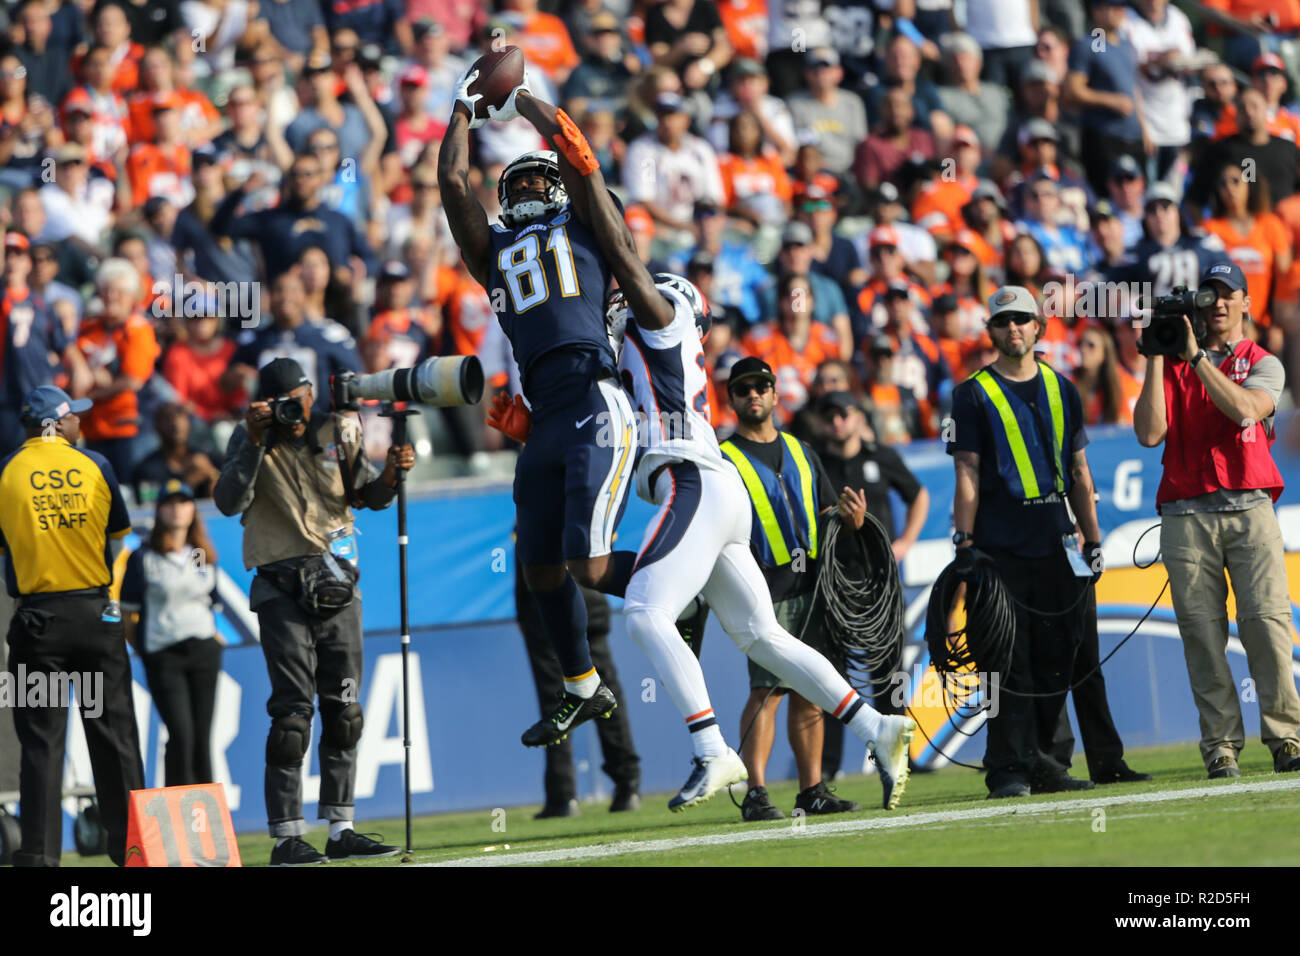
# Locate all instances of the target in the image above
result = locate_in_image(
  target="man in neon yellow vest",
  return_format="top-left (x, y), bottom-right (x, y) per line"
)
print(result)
top-left (948, 285), bottom-right (1112, 799)
top-left (720, 357), bottom-right (873, 820)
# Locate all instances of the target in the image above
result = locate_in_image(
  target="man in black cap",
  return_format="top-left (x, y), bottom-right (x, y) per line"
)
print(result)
top-left (213, 358), bottom-right (415, 865)
top-left (0, 385), bottom-right (144, 866)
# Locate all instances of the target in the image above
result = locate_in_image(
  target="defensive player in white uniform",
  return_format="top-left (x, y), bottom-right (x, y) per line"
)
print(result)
top-left (501, 85), bottom-right (915, 812)
top-left (610, 275), bottom-right (916, 811)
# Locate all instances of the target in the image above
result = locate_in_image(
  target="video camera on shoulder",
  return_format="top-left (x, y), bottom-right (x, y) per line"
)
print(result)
top-left (1141, 285), bottom-right (1216, 357)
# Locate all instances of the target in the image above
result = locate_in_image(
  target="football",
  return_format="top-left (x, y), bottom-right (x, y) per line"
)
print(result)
top-left (468, 46), bottom-right (526, 120)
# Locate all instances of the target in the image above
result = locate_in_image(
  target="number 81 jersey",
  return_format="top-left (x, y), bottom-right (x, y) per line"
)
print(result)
top-left (619, 284), bottom-right (727, 503)
top-left (487, 206), bottom-right (616, 384)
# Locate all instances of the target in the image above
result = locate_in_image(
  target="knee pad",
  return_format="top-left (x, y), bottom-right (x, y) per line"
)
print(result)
top-left (266, 715), bottom-right (311, 767)
top-left (321, 701), bottom-right (364, 749)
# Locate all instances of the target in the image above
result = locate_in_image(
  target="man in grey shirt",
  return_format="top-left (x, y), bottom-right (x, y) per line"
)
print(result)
top-left (1134, 262), bottom-right (1300, 780)
top-left (785, 48), bottom-right (868, 176)
top-left (937, 33), bottom-right (1009, 160)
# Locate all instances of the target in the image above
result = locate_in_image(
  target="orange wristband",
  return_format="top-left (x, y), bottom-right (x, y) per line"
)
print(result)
top-left (552, 108), bottom-right (599, 176)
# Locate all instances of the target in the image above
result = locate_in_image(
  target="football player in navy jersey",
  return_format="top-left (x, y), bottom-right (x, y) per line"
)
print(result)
top-left (439, 68), bottom-right (639, 747)
top-left (497, 88), bottom-right (917, 812)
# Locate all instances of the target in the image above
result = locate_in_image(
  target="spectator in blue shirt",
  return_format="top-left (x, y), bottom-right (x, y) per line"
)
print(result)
top-left (231, 270), bottom-right (361, 414)
top-left (210, 151), bottom-right (376, 281)
top-left (667, 201), bottom-right (772, 327)
top-left (1065, 0), bottom-right (1149, 195)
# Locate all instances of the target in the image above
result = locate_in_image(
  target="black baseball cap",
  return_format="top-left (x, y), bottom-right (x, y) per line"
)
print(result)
top-left (258, 358), bottom-right (312, 399)
top-left (820, 390), bottom-right (862, 415)
top-left (727, 356), bottom-right (776, 392)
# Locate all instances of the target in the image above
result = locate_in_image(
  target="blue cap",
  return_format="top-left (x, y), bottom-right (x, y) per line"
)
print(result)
top-left (158, 478), bottom-right (196, 501)
top-left (20, 385), bottom-right (92, 426)
top-left (1201, 261), bottom-right (1247, 293)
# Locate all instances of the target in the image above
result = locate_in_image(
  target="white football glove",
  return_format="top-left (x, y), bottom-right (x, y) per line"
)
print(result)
top-left (453, 67), bottom-right (486, 130)
top-left (486, 70), bottom-right (534, 125)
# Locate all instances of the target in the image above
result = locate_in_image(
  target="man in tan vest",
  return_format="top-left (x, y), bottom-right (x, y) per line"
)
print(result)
top-left (214, 358), bottom-right (414, 866)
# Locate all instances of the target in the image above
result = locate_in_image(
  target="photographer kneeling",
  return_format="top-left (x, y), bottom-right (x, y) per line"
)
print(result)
top-left (1134, 262), bottom-right (1300, 779)
top-left (214, 359), bottom-right (415, 865)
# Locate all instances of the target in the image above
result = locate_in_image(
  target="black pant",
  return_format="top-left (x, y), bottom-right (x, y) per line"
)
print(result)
top-left (142, 637), bottom-right (223, 787)
top-left (516, 568), bottom-right (640, 805)
top-left (1045, 588), bottom-right (1127, 778)
top-left (6, 592), bottom-right (145, 866)
top-left (254, 579), bottom-right (364, 836)
top-left (981, 548), bottom-right (1086, 792)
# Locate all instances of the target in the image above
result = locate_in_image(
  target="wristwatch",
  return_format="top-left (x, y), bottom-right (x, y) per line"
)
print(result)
top-left (1190, 349), bottom-right (1208, 369)
top-left (952, 531), bottom-right (974, 546)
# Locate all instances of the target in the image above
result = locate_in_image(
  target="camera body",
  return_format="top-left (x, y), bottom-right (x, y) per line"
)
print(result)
top-left (331, 355), bottom-right (485, 411)
top-left (269, 395), bottom-right (307, 426)
top-left (1142, 285), bottom-right (1216, 357)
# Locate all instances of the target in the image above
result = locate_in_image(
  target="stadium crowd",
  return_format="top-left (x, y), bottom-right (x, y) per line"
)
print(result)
top-left (0, 0), bottom-right (1297, 495)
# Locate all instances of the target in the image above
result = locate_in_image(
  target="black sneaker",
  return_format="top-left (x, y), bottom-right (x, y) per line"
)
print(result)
top-left (1091, 761), bottom-right (1153, 784)
top-left (988, 781), bottom-right (1031, 799)
top-left (269, 836), bottom-right (327, 867)
top-left (675, 598), bottom-right (709, 660)
top-left (521, 683), bottom-right (618, 748)
top-left (794, 781), bottom-right (861, 815)
top-left (740, 786), bottom-right (784, 821)
top-left (1274, 742), bottom-right (1300, 773)
top-left (1031, 773), bottom-right (1095, 794)
top-left (534, 798), bottom-right (580, 819)
top-left (610, 782), bottom-right (641, 812)
top-left (325, 830), bottom-right (400, 860)
top-left (1208, 755), bottom-right (1241, 779)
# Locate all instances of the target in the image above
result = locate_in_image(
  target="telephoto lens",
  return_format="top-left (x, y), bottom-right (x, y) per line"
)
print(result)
top-left (334, 356), bottom-right (485, 409)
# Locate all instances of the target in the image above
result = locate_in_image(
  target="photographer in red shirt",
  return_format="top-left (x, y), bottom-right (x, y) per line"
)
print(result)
top-left (1133, 261), bottom-right (1300, 779)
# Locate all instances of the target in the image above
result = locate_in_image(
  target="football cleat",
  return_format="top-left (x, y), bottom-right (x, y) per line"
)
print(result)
top-left (868, 715), bottom-right (915, 810)
top-left (521, 683), bottom-right (618, 748)
top-left (668, 748), bottom-right (748, 812)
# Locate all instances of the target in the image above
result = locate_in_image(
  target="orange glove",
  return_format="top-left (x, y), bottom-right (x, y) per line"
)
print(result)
top-left (551, 108), bottom-right (599, 176)
top-left (486, 392), bottom-right (532, 443)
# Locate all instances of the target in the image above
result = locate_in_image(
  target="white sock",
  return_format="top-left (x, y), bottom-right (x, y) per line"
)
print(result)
top-left (563, 667), bottom-right (601, 699)
top-left (625, 606), bottom-right (720, 755)
top-left (745, 628), bottom-right (883, 743)
top-left (329, 821), bottom-right (353, 840)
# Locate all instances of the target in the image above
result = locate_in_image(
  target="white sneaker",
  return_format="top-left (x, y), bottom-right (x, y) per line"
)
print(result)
top-left (668, 748), bottom-right (748, 812)
top-left (868, 715), bottom-right (916, 810)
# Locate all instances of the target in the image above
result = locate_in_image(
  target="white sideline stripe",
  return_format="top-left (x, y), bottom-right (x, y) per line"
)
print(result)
top-left (422, 777), bottom-right (1300, 867)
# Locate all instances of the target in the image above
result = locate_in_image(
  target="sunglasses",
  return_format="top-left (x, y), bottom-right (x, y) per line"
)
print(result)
top-left (308, 142), bottom-right (338, 153)
top-left (730, 380), bottom-right (772, 398)
top-left (988, 313), bottom-right (1038, 329)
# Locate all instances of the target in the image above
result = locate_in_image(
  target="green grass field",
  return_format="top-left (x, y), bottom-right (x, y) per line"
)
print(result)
top-left (61, 742), bottom-right (1300, 866)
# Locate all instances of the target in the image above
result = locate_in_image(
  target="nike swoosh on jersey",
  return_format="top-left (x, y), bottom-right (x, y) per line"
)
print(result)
top-left (575, 414), bottom-right (594, 428)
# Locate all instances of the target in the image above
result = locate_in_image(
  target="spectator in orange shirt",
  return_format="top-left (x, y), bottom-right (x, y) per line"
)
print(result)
top-left (961, 178), bottom-right (1015, 271)
top-left (932, 230), bottom-right (994, 339)
top-left (77, 257), bottom-right (161, 479)
top-left (911, 124), bottom-right (980, 240)
top-left (67, 44), bottom-right (130, 165)
top-left (930, 293), bottom-right (979, 382)
top-left (1200, 158), bottom-right (1292, 352)
top-left (741, 272), bottom-right (841, 421)
top-left (718, 110), bottom-right (792, 227)
top-left (503, 0), bottom-right (581, 86)
top-left (126, 46), bottom-right (222, 149)
top-left (789, 140), bottom-right (839, 206)
top-left (1072, 323), bottom-right (1140, 425)
top-left (126, 93), bottom-right (193, 209)
top-left (72, 3), bottom-right (143, 96)
top-left (163, 312), bottom-right (245, 424)
top-left (1212, 52), bottom-right (1300, 142)
top-left (368, 260), bottom-right (440, 368)
top-left (858, 225), bottom-right (932, 333)
top-left (862, 334), bottom-right (922, 445)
